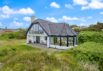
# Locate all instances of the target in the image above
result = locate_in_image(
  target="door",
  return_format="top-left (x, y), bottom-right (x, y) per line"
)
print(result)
top-left (36, 36), bottom-right (40, 43)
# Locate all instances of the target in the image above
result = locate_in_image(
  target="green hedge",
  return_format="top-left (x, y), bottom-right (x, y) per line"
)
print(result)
top-left (78, 31), bottom-right (103, 44)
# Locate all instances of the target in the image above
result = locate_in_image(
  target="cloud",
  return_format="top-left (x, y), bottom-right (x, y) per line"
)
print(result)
top-left (50, 2), bottom-right (60, 8)
top-left (73, 0), bottom-right (103, 10)
top-left (65, 4), bottom-right (73, 9)
top-left (45, 16), bottom-right (91, 23)
top-left (46, 17), bottom-right (58, 22)
top-left (82, 0), bottom-right (103, 10)
top-left (80, 16), bottom-right (92, 22)
top-left (73, 0), bottom-right (88, 6)
top-left (18, 8), bottom-right (34, 15)
top-left (78, 22), bottom-right (93, 27)
top-left (100, 12), bottom-right (103, 14)
top-left (1, 5), bottom-right (14, 14)
top-left (11, 21), bottom-right (23, 27)
top-left (0, 14), bottom-right (9, 19)
top-left (23, 16), bottom-right (31, 22)
top-left (45, 16), bottom-right (93, 26)
top-left (61, 16), bottom-right (79, 22)
top-left (0, 5), bottom-right (35, 15)
top-left (79, 23), bottom-right (87, 26)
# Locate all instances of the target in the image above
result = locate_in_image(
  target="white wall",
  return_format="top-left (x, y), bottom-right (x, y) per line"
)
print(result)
top-left (47, 37), bottom-right (50, 47)
top-left (27, 35), bottom-right (36, 43)
top-left (27, 23), bottom-right (47, 44)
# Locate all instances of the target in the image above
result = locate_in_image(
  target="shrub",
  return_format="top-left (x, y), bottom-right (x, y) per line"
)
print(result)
top-left (0, 29), bottom-right (26, 40)
top-left (78, 31), bottom-right (103, 44)
top-left (65, 42), bottom-right (103, 71)
top-left (15, 29), bottom-right (26, 39)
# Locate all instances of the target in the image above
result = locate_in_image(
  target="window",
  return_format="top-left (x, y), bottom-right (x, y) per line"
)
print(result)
top-left (35, 24), bottom-right (38, 32)
top-left (39, 26), bottom-right (43, 34)
top-left (33, 24), bottom-right (43, 34)
top-left (53, 37), bottom-right (60, 45)
top-left (61, 37), bottom-right (67, 46)
top-left (29, 24), bottom-right (44, 34)
top-left (68, 37), bottom-right (73, 46)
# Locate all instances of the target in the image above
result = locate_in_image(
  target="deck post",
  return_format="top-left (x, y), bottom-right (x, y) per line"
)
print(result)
top-left (67, 36), bottom-right (68, 47)
top-left (47, 37), bottom-right (50, 47)
top-left (75, 36), bottom-right (77, 45)
top-left (73, 36), bottom-right (75, 46)
top-left (60, 36), bottom-right (62, 46)
top-left (54, 37), bottom-right (55, 45)
top-left (76, 36), bottom-right (78, 45)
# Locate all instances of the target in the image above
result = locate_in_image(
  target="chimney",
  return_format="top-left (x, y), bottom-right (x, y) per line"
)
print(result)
top-left (31, 16), bottom-right (37, 23)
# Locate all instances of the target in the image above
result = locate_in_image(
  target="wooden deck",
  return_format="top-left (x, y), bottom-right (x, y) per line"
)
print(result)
top-left (29, 43), bottom-right (77, 51)
top-left (28, 43), bottom-right (62, 53)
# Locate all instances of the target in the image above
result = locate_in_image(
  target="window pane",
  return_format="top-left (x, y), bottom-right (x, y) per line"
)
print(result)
top-left (68, 37), bottom-right (73, 46)
top-left (61, 37), bottom-right (67, 46)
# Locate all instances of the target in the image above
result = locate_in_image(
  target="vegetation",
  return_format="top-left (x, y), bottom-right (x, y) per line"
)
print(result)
top-left (71, 22), bottom-right (103, 32)
top-left (0, 23), bottom-right (103, 71)
top-left (0, 29), bottom-right (26, 40)
top-left (0, 40), bottom-right (85, 71)
top-left (78, 31), bottom-right (103, 44)
top-left (0, 39), bottom-right (103, 71)
top-left (63, 42), bottom-right (103, 71)
top-left (87, 22), bottom-right (103, 31)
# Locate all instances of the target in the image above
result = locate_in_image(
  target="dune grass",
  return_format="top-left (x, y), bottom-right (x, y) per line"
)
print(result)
top-left (0, 39), bottom-right (84, 71)
top-left (0, 40), bottom-right (102, 71)
top-left (62, 42), bottom-right (103, 71)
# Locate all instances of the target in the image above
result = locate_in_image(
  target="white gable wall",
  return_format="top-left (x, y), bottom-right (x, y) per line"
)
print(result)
top-left (27, 23), bottom-right (47, 44)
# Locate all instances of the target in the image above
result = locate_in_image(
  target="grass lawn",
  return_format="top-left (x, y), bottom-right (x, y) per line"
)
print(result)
top-left (0, 39), bottom-right (103, 71)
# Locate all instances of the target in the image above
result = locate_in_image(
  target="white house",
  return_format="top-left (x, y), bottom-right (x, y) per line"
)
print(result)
top-left (26, 17), bottom-right (78, 49)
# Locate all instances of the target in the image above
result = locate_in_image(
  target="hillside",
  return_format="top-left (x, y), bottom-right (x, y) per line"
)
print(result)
top-left (0, 39), bottom-right (103, 71)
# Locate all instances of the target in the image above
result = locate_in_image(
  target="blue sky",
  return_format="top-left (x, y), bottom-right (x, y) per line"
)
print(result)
top-left (0, 0), bottom-right (103, 29)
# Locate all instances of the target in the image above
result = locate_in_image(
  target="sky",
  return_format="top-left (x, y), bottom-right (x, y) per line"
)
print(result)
top-left (0, 0), bottom-right (103, 29)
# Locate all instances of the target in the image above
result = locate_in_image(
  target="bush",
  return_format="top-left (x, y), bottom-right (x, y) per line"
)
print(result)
top-left (0, 32), bottom-right (15, 40)
top-left (15, 29), bottom-right (26, 39)
top-left (0, 40), bottom-right (103, 71)
top-left (0, 40), bottom-right (88, 71)
top-left (78, 31), bottom-right (103, 44)
top-left (64, 42), bottom-right (103, 71)
top-left (0, 51), bottom-right (84, 71)
top-left (0, 29), bottom-right (26, 40)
